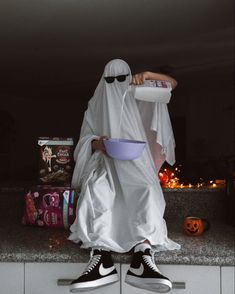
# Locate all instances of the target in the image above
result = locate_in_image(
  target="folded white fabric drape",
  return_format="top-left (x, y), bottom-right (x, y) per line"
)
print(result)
top-left (69, 59), bottom-right (180, 253)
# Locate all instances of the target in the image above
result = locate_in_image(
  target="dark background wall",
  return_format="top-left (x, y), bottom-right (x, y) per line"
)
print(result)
top-left (0, 0), bottom-right (234, 182)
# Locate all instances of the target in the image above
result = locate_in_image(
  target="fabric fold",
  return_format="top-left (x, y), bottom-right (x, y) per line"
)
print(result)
top-left (71, 116), bottom-right (99, 188)
top-left (69, 59), bottom-right (181, 253)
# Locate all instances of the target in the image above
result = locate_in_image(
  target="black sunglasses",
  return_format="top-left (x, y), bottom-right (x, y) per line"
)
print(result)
top-left (104, 74), bottom-right (129, 84)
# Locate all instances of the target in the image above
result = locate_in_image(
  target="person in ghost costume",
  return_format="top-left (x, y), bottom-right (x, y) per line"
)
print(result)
top-left (69, 59), bottom-right (181, 293)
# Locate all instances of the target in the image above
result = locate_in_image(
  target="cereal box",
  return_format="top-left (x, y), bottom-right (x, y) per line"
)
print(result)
top-left (38, 137), bottom-right (74, 185)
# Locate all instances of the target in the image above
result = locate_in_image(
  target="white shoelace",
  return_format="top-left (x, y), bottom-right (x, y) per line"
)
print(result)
top-left (82, 251), bottom-right (101, 275)
top-left (143, 251), bottom-right (162, 274)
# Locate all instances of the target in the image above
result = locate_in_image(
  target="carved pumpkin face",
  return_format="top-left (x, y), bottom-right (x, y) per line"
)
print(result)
top-left (183, 217), bottom-right (204, 236)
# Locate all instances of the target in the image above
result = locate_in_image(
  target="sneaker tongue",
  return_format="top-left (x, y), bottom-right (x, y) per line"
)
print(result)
top-left (93, 249), bottom-right (102, 255)
top-left (144, 248), bottom-right (152, 255)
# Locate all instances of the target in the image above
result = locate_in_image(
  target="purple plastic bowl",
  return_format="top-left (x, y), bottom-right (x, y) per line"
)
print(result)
top-left (103, 138), bottom-right (146, 160)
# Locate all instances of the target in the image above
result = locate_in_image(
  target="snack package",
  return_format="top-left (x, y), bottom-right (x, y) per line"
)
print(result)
top-left (22, 186), bottom-right (79, 228)
top-left (38, 137), bottom-right (74, 185)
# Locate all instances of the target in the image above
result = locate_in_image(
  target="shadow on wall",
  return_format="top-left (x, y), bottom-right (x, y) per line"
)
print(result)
top-left (171, 116), bottom-right (186, 164)
top-left (0, 110), bottom-right (16, 180)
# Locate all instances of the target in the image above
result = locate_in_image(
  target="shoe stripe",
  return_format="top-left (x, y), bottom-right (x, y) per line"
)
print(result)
top-left (128, 263), bottom-right (144, 276)
top-left (99, 264), bottom-right (116, 276)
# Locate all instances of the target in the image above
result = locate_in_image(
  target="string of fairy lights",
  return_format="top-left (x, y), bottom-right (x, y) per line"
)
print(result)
top-left (158, 164), bottom-right (225, 189)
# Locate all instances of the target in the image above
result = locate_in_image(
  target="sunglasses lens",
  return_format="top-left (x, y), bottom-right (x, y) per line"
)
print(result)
top-left (104, 77), bottom-right (115, 83)
top-left (104, 74), bottom-right (129, 83)
top-left (116, 75), bottom-right (127, 82)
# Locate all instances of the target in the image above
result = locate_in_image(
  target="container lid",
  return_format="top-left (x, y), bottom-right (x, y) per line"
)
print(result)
top-left (38, 137), bottom-right (74, 146)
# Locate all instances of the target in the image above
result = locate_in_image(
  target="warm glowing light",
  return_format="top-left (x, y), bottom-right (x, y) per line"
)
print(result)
top-left (158, 165), bottom-right (224, 189)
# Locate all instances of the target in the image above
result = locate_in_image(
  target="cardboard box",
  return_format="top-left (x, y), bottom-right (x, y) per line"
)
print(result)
top-left (38, 137), bottom-right (74, 185)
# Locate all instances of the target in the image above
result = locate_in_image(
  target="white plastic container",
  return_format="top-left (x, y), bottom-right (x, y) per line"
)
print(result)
top-left (130, 80), bottom-right (172, 103)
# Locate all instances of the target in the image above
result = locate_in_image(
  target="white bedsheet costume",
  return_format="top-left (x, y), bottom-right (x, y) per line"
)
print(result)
top-left (69, 59), bottom-right (181, 253)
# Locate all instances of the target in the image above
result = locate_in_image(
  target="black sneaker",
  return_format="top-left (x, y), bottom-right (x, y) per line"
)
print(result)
top-left (125, 249), bottom-right (172, 293)
top-left (70, 249), bottom-right (119, 292)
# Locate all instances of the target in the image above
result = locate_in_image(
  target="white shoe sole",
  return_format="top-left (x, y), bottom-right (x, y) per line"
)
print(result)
top-left (70, 273), bottom-right (119, 293)
top-left (125, 275), bottom-right (172, 293)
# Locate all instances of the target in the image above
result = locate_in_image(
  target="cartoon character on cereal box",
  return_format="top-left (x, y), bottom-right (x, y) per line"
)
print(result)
top-left (41, 146), bottom-right (56, 172)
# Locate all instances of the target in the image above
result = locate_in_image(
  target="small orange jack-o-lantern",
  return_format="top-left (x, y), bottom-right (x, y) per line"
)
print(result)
top-left (183, 217), bottom-right (204, 236)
